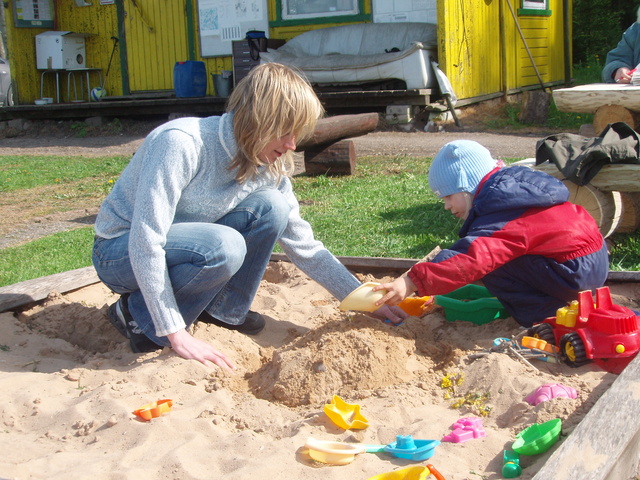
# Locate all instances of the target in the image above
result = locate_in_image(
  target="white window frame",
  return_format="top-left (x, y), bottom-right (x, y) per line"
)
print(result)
top-left (281, 0), bottom-right (359, 21)
top-left (522, 0), bottom-right (547, 10)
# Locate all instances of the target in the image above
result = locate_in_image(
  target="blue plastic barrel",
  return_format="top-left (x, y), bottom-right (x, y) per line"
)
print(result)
top-left (174, 61), bottom-right (207, 97)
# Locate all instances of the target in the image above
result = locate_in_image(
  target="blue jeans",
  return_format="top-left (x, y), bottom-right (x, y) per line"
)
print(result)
top-left (92, 189), bottom-right (290, 346)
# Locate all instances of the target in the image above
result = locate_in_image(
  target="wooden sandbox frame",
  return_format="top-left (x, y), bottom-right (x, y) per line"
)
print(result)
top-left (1, 256), bottom-right (639, 479)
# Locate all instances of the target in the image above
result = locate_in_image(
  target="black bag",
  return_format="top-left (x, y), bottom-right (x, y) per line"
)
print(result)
top-left (246, 30), bottom-right (267, 61)
top-left (535, 121), bottom-right (640, 186)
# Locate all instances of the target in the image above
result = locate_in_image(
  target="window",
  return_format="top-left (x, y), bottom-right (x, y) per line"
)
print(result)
top-left (281, 0), bottom-right (359, 21)
top-left (520, 0), bottom-right (550, 16)
top-left (522, 0), bottom-right (546, 8)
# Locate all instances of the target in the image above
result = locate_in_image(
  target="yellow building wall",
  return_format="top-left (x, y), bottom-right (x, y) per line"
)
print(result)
top-left (438, 0), bottom-right (570, 101)
top-left (5, 0), bottom-right (569, 104)
top-left (5, 0), bottom-right (120, 103)
top-left (124, 0), bottom-right (197, 93)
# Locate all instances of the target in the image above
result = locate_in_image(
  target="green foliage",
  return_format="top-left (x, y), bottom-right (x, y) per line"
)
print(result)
top-left (609, 233), bottom-right (640, 271)
top-left (573, 0), bottom-right (631, 65)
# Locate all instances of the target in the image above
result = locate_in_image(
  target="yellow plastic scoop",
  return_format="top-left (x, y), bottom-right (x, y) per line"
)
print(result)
top-left (339, 282), bottom-right (386, 312)
top-left (305, 437), bottom-right (384, 465)
top-left (367, 465), bottom-right (447, 480)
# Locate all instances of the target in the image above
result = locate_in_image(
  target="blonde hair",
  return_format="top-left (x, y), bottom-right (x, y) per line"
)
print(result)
top-left (226, 63), bottom-right (324, 183)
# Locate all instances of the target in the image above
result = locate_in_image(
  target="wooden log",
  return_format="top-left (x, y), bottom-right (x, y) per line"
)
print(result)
top-left (297, 113), bottom-right (379, 151)
top-left (553, 83), bottom-right (640, 114)
top-left (519, 90), bottom-right (551, 124)
top-left (563, 181), bottom-right (622, 238)
top-left (616, 192), bottom-right (640, 233)
top-left (593, 104), bottom-right (638, 135)
top-left (304, 139), bottom-right (356, 176)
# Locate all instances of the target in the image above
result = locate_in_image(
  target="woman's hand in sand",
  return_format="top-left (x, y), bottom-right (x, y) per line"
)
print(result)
top-left (373, 275), bottom-right (418, 307)
top-left (167, 329), bottom-right (236, 372)
top-left (370, 304), bottom-right (409, 325)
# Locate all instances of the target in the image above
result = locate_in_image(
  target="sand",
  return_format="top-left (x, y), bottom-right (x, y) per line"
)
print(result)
top-left (2, 261), bottom-right (637, 480)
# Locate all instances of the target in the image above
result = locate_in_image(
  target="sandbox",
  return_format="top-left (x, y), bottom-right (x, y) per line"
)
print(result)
top-left (0, 258), bottom-right (639, 479)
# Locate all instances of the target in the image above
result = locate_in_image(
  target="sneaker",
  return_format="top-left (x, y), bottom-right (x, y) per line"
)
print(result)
top-left (107, 294), bottom-right (161, 353)
top-left (197, 310), bottom-right (266, 335)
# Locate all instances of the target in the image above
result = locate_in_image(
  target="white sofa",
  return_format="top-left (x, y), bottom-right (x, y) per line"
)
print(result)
top-left (260, 22), bottom-right (438, 89)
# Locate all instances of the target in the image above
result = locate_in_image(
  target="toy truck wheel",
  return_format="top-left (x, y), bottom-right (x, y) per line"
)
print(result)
top-left (560, 333), bottom-right (590, 367)
top-left (528, 323), bottom-right (556, 345)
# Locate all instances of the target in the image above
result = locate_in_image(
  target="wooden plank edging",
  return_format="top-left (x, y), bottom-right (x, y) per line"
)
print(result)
top-left (532, 352), bottom-right (640, 480)
top-left (0, 266), bottom-right (99, 312)
top-left (0, 257), bottom-right (638, 313)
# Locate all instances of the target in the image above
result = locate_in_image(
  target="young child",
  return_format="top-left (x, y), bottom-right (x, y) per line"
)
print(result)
top-left (374, 140), bottom-right (609, 327)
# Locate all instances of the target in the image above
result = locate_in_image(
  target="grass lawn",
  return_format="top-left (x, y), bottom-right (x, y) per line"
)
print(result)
top-left (0, 150), bottom-right (638, 287)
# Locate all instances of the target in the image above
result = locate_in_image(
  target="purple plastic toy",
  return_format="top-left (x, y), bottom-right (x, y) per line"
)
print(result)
top-left (525, 383), bottom-right (578, 406)
top-left (442, 416), bottom-right (487, 443)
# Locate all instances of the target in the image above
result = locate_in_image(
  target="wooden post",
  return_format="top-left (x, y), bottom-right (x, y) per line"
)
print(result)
top-left (304, 139), bottom-right (356, 176)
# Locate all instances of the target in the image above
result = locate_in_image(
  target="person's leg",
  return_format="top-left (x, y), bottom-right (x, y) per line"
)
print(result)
top-left (483, 255), bottom-right (585, 327)
top-left (482, 245), bottom-right (608, 327)
top-left (203, 188), bottom-right (291, 324)
top-left (92, 222), bottom-right (246, 346)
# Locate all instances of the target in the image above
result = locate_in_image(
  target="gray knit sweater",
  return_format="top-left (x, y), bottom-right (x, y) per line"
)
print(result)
top-left (94, 113), bottom-right (360, 336)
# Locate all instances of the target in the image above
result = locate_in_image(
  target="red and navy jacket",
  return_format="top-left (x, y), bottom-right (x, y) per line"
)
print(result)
top-left (409, 165), bottom-right (606, 301)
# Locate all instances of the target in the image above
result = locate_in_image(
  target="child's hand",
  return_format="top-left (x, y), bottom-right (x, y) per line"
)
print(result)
top-left (369, 304), bottom-right (408, 325)
top-left (373, 276), bottom-right (418, 307)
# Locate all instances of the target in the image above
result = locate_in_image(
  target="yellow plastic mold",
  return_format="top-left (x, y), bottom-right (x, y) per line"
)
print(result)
top-left (367, 464), bottom-right (446, 480)
top-left (323, 395), bottom-right (369, 430)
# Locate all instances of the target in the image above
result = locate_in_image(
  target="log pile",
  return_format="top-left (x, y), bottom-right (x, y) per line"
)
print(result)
top-left (296, 112), bottom-right (380, 175)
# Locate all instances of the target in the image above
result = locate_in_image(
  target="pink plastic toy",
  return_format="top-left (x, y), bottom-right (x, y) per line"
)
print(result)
top-left (442, 417), bottom-right (487, 443)
top-left (525, 383), bottom-right (577, 406)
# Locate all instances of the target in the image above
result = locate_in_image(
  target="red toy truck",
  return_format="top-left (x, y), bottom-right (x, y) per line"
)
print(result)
top-left (528, 287), bottom-right (640, 373)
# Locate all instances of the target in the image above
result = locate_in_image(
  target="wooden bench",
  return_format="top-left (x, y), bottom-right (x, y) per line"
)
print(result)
top-left (553, 83), bottom-right (640, 135)
top-left (515, 159), bottom-right (640, 237)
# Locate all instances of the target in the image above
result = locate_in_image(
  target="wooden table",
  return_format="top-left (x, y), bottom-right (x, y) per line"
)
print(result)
top-left (553, 83), bottom-right (640, 134)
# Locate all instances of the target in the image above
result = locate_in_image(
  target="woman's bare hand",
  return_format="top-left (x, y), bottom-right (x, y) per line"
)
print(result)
top-left (167, 329), bottom-right (236, 372)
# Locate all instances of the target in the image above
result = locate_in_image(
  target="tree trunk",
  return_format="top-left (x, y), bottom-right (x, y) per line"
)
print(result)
top-left (616, 192), bottom-right (640, 233)
top-left (519, 90), bottom-right (551, 124)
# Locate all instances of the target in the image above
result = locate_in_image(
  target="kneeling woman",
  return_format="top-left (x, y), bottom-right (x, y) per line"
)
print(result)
top-left (92, 63), bottom-right (407, 371)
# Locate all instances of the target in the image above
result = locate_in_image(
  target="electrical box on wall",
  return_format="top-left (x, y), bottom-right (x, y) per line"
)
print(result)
top-left (35, 31), bottom-right (87, 70)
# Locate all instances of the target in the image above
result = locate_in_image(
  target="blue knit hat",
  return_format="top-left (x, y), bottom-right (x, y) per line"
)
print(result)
top-left (428, 140), bottom-right (498, 198)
